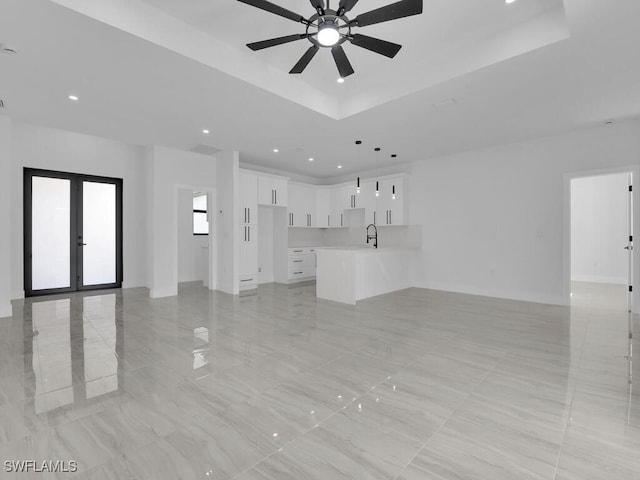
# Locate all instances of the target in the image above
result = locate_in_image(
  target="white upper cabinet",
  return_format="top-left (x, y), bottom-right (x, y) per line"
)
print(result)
top-left (258, 175), bottom-right (288, 206)
top-left (375, 175), bottom-right (407, 225)
top-left (288, 183), bottom-right (316, 227)
top-left (239, 172), bottom-right (258, 225)
top-left (330, 184), bottom-right (350, 227)
top-left (360, 179), bottom-right (377, 226)
top-left (316, 187), bottom-right (331, 228)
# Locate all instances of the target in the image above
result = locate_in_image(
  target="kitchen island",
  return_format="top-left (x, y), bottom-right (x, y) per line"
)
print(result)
top-left (316, 247), bottom-right (417, 305)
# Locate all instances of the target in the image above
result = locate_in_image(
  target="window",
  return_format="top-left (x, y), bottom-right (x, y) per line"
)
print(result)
top-left (193, 194), bottom-right (209, 235)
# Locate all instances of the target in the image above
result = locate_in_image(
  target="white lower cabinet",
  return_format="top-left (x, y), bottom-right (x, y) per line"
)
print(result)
top-left (239, 225), bottom-right (258, 289)
top-left (288, 247), bottom-right (316, 282)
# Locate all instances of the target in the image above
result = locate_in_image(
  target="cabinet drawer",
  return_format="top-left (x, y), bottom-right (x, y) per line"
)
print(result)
top-left (288, 255), bottom-right (306, 267)
top-left (288, 254), bottom-right (315, 268)
top-left (239, 275), bottom-right (257, 290)
top-left (288, 265), bottom-right (314, 279)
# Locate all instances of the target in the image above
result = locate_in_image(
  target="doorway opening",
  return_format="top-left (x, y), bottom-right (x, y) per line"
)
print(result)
top-left (570, 171), bottom-right (632, 312)
top-left (23, 168), bottom-right (123, 297)
top-left (178, 188), bottom-right (212, 288)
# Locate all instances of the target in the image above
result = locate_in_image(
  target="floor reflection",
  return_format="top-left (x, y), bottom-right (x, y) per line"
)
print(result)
top-left (23, 293), bottom-right (124, 415)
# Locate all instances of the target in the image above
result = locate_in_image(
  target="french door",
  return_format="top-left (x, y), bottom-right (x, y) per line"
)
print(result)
top-left (24, 168), bottom-right (123, 297)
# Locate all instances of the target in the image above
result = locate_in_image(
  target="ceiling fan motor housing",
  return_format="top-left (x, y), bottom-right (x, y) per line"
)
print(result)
top-left (308, 13), bottom-right (350, 48)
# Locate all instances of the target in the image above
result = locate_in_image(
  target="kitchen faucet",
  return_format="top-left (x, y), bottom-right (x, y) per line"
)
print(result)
top-left (366, 224), bottom-right (378, 248)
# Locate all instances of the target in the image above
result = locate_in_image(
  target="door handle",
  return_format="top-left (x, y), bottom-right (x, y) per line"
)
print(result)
top-left (625, 246), bottom-right (633, 250)
top-left (78, 243), bottom-right (87, 246)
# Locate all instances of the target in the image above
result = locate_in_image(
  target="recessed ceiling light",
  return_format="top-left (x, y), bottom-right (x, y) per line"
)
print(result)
top-left (337, 78), bottom-right (345, 84)
top-left (505, 0), bottom-right (516, 3)
top-left (273, 148), bottom-right (279, 153)
top-left (337, 165), bottom-right (343, 169)
top-left (202, 129), bottom-right (210, 135)
top-left (68, 95), bottom-right (79, 101)
top-left (308, 157), bottom-right (314, 162)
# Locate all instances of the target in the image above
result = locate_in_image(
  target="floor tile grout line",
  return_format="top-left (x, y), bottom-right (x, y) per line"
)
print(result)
top-left (551, 315), bottom-right (589, 480)
top-left (390, 351), bottom-right (507, 480)
top-left (228, 361), bottom-right (428, 480)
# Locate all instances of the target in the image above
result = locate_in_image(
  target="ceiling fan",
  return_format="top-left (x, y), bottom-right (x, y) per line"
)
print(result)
top-left (237, 0), bottom-right (423, 78)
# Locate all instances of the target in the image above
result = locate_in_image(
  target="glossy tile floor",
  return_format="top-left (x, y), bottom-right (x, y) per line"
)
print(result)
top-left (0, 281), bottom-right (638, 479)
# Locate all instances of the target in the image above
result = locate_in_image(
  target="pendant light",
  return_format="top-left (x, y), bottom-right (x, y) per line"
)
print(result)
top-left (391, 154), bottom-right (397, 200)
top-left (374, 147), bottom-right (381, 197)
top-left (355, 140), bottom-right (362, 194)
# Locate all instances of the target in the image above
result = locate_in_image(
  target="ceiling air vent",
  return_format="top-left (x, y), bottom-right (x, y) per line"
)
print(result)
top-left (190, 144), bottom-right (223, 156)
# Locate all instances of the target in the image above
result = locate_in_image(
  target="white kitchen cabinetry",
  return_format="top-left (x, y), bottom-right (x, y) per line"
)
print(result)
top-left (239, 172), bottom-right (258, 225)
top-left (360, 179), bottom-right (376, 226)
top-left (288, 183), bottom-right (316, 227)
top-left (329, 184), bottom-right (352, 227)
top-left (376, 176), bottom-right (406, 225)
top-left (239, 225), bottom-right (258, 290)
top-left (239, 171), bottom-right (259, 290)
top-left (288, 247), bottom-right (317, 282)
top-left (316, 187), bottom-right (331, 228)
top-left (259, 175), bottom-right (288, 206)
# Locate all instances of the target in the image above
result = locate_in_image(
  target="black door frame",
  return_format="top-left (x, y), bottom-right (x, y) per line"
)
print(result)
top-left (24, 168), bottom-right (123, 297)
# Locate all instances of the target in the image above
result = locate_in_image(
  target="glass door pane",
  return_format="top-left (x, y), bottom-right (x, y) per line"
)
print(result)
top-left (31, 177), bottom-right (71, 290)
top-left (82, 181), bottom-right (116, 286)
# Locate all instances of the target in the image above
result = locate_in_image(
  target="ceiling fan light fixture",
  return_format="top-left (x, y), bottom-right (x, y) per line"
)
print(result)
top-left (317, 23), bottom-right (340, 47)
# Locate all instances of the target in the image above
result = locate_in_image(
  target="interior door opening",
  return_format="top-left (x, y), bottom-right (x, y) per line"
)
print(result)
top-left (24, 168), bottom-right (123, 297)
top-left (177, 188), bottom-right (212, 289)
top-left (570, 171), bottom-right (632, 311)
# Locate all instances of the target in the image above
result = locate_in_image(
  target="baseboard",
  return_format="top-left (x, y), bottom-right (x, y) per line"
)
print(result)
top-left (570, 275), bottom-right (627, 285)
top-left (413, 280), bottom-right (566, 306)
top-left (149, 286), bottom-right (178, 298)
top-left (0, 304), bottom-right (13, 318)
top-left (11, 290), bottom-right (25, 300)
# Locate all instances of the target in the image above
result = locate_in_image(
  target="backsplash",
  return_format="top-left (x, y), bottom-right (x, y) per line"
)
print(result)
top-left (288, 225), bottom-right (421, 249)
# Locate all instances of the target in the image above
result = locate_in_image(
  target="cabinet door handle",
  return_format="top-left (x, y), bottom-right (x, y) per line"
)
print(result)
top-left (293, 260), bottom-right (303, 263)
top-left (248, 226), bottom-right (250, 242)
top-left (275, 190), bottom-right (277, 205)
top-left (389, 210), bottom-right (392, 224)
top-left (248, 208), bottom-right (250, 224)
top-left (341, 213), bottom-right (343, 226)
top-left (374, 211), bottom-right (376, 225)
top-left (328, 214), bottom-right (330, 226)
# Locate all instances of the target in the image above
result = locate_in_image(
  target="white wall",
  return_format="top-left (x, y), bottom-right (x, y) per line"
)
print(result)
top-left (177, 189), bottom-right (209, 283)
top-left (216, 150), bottom-right (239, 295)
top-left (146, 146), bottom-right (217, 297)
top-left (571, 173), bottom-right (629, 284)
top-left (0, 116), bottom-right (12, 317)
top-left (406, 121), bottom-right (640, 306)
top-left (10, 122), bottom-right (148, 299)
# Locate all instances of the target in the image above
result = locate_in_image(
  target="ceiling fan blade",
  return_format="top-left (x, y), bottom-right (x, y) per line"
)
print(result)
top-left (351, 0), bottom-right (422, 27)
top-left (248, 34), bottom-right (308, 51)
top-left (237, 0), bottom-right (306, 24)
top-left (331, 45), bottom-right (355, 77)
top-left (290, 46), bottom-right (320, 74)
top-left (309, 0), bottom-right (325, 14)
top-left (337, 0), bottom-right (359, 15)
top-left (349, 33), bottom-right (402, 58)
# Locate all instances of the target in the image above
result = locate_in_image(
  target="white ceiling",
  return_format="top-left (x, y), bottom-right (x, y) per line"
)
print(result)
top-left (1, 0), bottom-right (640, 181)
